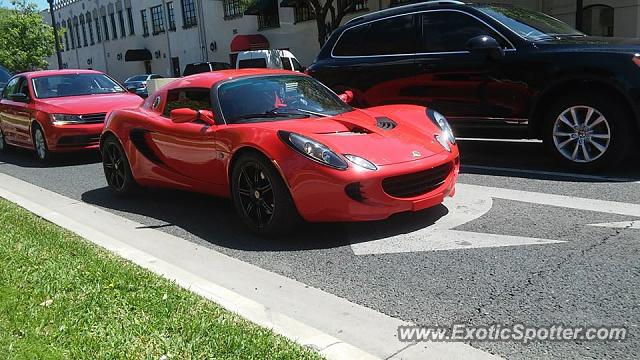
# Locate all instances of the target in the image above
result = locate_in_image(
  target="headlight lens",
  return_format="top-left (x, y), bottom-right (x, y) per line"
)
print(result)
top-left (344, 154), bottom-right (377, 171)
top-left (50, 114), bottom-right (84, 125)
top-left (279, 131), bottom-right (348, 170)
top-left (428, 109), bottom-right (456, 145)
top-left (435, 134), bottom-right (451, 152)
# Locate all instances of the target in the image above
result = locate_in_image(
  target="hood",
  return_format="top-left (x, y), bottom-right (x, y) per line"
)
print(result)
top-left (38, 93), bottom-right (143, 114)
top-left (535, 35), bottom-right (640, 53)
top-left (256, 109), bottom-right (445, 166)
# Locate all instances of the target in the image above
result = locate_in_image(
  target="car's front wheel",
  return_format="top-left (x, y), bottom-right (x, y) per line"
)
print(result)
top-left (101, 136), bottom-right (138, 196)
top-left (543, 92), bottom-right (634, 172)
top-left (231, 152), bottom-right (301, 236)
top-left (32, 123), bottom-right (50, 162)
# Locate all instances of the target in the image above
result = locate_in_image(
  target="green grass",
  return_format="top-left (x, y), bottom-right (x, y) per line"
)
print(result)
top-left (0, 199), bottom-right (322, 359)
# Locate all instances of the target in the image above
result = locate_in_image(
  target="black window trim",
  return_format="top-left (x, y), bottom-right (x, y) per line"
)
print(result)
top-left (330, 9), bottom-right (516, 59)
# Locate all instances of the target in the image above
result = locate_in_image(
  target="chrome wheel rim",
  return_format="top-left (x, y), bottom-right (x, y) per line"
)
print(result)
top-left (236, 163), bottom-right (275, 229)
top-left (34, 129), bottom-right (46, 160)
top-left (103, 143), bottom-right (126, 190)
top-left (552, 105), bottom-right (611, 163)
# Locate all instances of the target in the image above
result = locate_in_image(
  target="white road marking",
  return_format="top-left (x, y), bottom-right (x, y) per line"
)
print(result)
top-left (462, 165), bottom-right (640, 184)
top-left (351, 183), bottom-right (640, 255)
top-left (588, 221), bottom-right (640, 229)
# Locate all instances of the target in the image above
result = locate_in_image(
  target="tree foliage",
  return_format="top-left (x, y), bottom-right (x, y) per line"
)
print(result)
top-left (0, 0), bottom-right (55, 72)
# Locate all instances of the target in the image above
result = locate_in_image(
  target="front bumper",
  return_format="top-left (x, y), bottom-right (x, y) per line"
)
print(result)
top-left (283, 149), bottom-right (460, 222)
top-left (45, 123), bottom-right (104, 152)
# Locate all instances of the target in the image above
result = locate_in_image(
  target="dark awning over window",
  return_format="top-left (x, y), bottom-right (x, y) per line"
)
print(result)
top-left (230, 34), bottom-right (270, 52)
top-left (244, 0), bottom-right (277, 15)
top-left (125, 49), bottom-right (152, 62)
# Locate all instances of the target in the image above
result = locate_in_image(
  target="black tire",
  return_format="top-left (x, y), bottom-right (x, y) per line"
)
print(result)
top-left (542, 92), bottom-right (635, 172)
top-left (0, 128), bottom-right (10, 153)
top-left (32, 123), bottom-right (51, 162)
top-left (231, 152), bottom-right (301, 236)
top-left (101, 136), bottom-right (138, 196)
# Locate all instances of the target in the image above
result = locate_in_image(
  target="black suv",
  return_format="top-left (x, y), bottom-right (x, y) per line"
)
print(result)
top-left (308, 1), bottom-right (640, 171)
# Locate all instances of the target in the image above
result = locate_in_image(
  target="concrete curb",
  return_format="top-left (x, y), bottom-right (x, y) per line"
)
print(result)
top-left (0, 172), bottom-right (499, 360)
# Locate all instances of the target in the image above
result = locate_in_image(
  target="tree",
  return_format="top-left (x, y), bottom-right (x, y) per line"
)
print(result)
top-left (0, 0), bottom-right (56, 72)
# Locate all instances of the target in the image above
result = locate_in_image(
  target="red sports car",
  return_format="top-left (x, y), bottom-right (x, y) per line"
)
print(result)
top-left (0, 69), bottom-right (142, 161)
top-left (100, 69), bottom-right (460, 234)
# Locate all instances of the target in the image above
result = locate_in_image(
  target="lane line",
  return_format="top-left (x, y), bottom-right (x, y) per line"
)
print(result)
top-left (0, 172), bottom-right (499, 360)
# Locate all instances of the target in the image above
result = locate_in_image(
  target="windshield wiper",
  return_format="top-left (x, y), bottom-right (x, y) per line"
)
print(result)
top-left (293, 108), bottom-right (330, 117)
top-left (233, 110), bottom-right (310, 121)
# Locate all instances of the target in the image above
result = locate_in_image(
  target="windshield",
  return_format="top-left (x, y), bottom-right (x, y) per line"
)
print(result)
top-left (477, 6), bottom-right (584, 40)
top-left (0, 66), bottom-right (10, 83)
top-left (218, 75), bottom-right (351, 124)
top-left (32, 73), bottom-right (125, 99)
top-left (126, 75), bottom-right (148, 82)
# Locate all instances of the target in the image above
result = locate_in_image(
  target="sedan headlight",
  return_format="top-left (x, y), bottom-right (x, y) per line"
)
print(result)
top-left (278, 131), bottom-right (348, 170)
top-left (50, 114), bottom-right (84, 125)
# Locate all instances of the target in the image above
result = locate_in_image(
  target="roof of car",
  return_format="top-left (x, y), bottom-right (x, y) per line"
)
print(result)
top-left (21, 69), bottom-right (103, 79)
top-left (164, 69), bottom-right (306, 89)
top-left (346, 0), bottom-right (469, 25)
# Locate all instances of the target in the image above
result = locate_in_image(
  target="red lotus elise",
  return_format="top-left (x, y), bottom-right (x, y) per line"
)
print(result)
top-left (100, 69), bottom-right (459, 234)
top-left (0, 69), bottom-right (142, 161)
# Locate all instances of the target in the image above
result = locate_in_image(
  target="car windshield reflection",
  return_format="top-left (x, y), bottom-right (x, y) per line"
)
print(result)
top-left (32, 73), bottom-right (125, 99)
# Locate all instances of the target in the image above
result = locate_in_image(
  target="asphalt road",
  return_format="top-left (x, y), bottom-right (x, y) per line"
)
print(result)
top-left (1, 138), bottom-right (639, 359)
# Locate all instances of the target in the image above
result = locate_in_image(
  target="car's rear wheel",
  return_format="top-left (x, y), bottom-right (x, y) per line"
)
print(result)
top-left (32, 123), bottom-right (50, 162)
top-left (231, 153), bottom-right (300, 236)
top-left (543, 92), bottom-right (634, 172)
top-left (102, 136), bottom-right (137, 196)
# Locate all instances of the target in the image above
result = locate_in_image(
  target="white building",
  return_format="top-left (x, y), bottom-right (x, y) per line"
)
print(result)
top-left (42, 0), bottom-right (640, 81)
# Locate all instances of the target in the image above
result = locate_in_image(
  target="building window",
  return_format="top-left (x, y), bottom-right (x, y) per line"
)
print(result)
top-left (583, 5), bottom-right (614, 37)
top-left (223, 0), bottom-right (242, 19)
top-left (167, 2), bottom-right (176, 30)
top-left (80, 18), bottom-right (88, 47)
top-left (74, 22), bottom-right (81, 47)
top-left (110, 14), bottom-right (118, 39)
top-left (102, 15), bottom-right (110, 40)
top-left (118, 10), bottom-right (126, 37)
top-left (141, 9), bottom-right (150, 37)
top-left (68, 19), bottom-right (75, 49)
top-left (294, 2), bottom-right (315, 23)
top-left (87, 15), bottom-right (95, 45)
top-left (181, 0), bottom-right (197, 28)
top-left (338, 0), bottom-right (368, 14)
top-left (258, 0), bottom-right (279, 29)
top-left (151, 5), bottom-right (165, 35)
top-left (95, 16), bottom-right (102, 42)
top-left (127, 8), bottom-right (135, 35)
top-left (63, 22), bottom-right (70, 50)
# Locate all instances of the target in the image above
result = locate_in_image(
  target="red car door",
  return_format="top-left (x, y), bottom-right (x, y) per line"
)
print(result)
top-left (0, 76), bottom-right (33, 147)
top-left (148, 88), bottom-right (224, 184)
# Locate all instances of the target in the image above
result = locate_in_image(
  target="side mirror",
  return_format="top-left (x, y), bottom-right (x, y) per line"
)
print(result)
top-left (10, 93), bottom-right (29, 102)
top-left (339, 90), bottom-right (354, 104)
top-left (170, 108), bottom-right (216, 126)
top-left (466, 35), bottom-right (504, 61)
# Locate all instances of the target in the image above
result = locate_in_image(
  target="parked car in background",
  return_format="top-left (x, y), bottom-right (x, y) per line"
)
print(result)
top-left (0, 69), bottom-right (142, 161)
top-left (100, 69), bottom-right (459, 235)
top-left (123, 74), bottom-right (163, 98)
top-left (183, 62), bottom-right (232, 77)
top-left (0, 65), bottom-right (11, 91)
top-left (236, 50), bottom-right (304, 72)
top-left (308, 1), bottom-right (640, 171)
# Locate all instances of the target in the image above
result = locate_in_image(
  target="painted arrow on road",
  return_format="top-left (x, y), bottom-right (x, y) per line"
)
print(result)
top-left (350, 183), bottom-right (640, 256)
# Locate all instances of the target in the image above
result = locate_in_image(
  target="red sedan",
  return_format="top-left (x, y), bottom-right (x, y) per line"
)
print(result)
top-left (0, 69), bottom-right (142, 161)
top-left (100, 69), bottom-right (460, 234)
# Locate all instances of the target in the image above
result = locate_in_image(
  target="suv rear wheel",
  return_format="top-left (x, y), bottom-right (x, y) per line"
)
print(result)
top-left (543, 92), bottom-right (634, 172)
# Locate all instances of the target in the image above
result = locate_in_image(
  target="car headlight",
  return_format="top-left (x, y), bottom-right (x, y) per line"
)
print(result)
top-left (428, 109), bottom-right (456, 146)
top-left (344, 154), bottom-right (377, 171)
top-left (50, 114), bottom-right (84, 125)
top-left (278, 131), bottom-right (348, 170)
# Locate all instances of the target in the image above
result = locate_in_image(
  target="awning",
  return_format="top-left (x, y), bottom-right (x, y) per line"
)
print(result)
top-left (230, 34), bottom-right (270, 52)
top-left (125, 49), bottom-right (152, 62)
top-left (244, 0), bottom-right (276, 15)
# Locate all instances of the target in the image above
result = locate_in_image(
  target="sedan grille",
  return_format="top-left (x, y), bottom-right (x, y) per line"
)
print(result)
top-left (382, 162), bottom-right (453, 198)
top-left (80, 113), bottom-right (107, 124)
